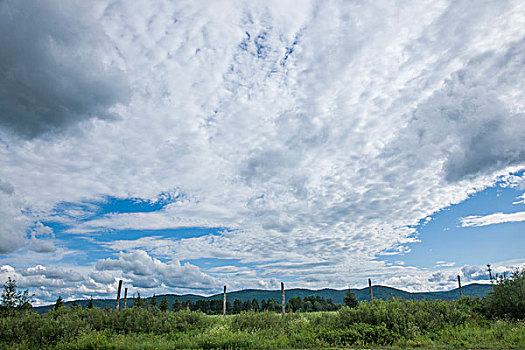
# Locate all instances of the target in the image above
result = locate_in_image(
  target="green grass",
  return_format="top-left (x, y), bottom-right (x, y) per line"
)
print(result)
top-left (9, 320), bottom-right (523, 350)
top-left (1, 300), bottom-right (524, 349)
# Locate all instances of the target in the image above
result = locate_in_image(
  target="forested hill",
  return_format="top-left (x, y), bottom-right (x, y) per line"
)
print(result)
top-left (33, 283), bottom-right (492, 314)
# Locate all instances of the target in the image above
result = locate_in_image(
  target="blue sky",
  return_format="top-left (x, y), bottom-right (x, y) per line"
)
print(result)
top-left (383, 172), bottom-right (525, 269)
top-left (0, 0), bottom-right (524, 304)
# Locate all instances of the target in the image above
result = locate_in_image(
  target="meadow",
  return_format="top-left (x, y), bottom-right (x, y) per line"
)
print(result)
top-left (0, 298), bottom-right (524, 349)
top-left (1, 269), bottom-right (523, 349)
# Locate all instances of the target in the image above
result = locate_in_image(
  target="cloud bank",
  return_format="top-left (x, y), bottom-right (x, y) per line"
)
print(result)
top-left (0, 0), bottom-right (129, 139)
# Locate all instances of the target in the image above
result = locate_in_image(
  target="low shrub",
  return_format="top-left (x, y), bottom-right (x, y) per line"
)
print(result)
top-left (337, 298), bottom-right (471, 338)
top-left (0, 298), bottom-right (523, 349)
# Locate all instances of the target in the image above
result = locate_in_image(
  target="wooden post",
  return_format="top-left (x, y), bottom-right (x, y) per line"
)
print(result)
top-left (123, 288), bottom-right (128, 309)
top-left (223, 285), bottom-right (226, 319)
top-left (281, 282), bottom-right (285, 317)
top-left (457, 275), bottom-right (462, 299)
top-left (487, 264), bottom-right (494, 285)
top-left (116, 280), bottom-right (123, 309)
top-left (368, 278), bottom-right (373, 301)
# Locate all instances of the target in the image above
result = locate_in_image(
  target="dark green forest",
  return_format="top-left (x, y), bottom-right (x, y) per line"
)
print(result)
top-left (32, 282), bottom-right (493, 314)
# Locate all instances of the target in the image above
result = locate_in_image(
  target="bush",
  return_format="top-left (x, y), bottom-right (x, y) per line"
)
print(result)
top-left (337, 298), bottom-right (471, 338)
top-left (91, 307), bottom-right (212, 334)
top-left (484, 268), bottom-right (525, 320)
top-left (0, 296), bottom-right (522, 348)
top-left (0, 307), bottom-right (91, 346)
top-left (318, 322), bottom-right (397, 346)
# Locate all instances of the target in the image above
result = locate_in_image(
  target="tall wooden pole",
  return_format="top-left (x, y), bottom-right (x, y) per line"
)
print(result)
top-left (487, 264), bottom-right (494, 285)
top-left (457, 275), bottom-right (462, 299)
top-left (123, 288), bottom-right (128, 309)
top-left (223, 285), bottom-right (227, 318)
top-left (116, 280), bottom-right (123, 309)
top-left (368, 278), bottom-right (373, 301)
top-left (281, 282), bottom-right (285, 317)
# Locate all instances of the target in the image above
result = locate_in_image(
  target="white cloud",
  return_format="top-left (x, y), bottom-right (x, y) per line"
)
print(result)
top-left (96, 250), bottom-right (220, 290)
top-left (27, 222), bottom-right (56, 253)
top-left (28, 239), bottom-right (57, 254)
top-left (0, 0), bottom-right (523, 294)
top-left (513, 193), bottom-right (525, 205)
top-left (460, 211), bottom-right (525, 227)
top-left (0, 179), bottom-right (29, 253)
top-left (89, 271), bottom-right (116, 284)
top-left (20, 265), bottom-right (83, 282)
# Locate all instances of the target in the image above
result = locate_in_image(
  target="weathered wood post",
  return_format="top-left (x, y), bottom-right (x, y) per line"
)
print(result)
top-left (223, 285), bottom-right (227, 319)
top-left (116, 280), bottom-right (123, 309)
top-left (123, 288), bottom-right (128, 309)
top-left (281, 282), bottom-right (285, 317)
top-left (487, 264), bottom-right (494, 285)
top-left (368, 278), bottom-right (373, 301)
top-left (457, 275), bottom-right (462, 299)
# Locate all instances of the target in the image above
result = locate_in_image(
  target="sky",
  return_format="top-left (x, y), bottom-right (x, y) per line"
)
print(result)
top-left (0, 0), bottom-right (524, 305)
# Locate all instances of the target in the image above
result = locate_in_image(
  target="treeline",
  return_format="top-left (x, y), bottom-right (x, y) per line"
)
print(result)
top-left (119, 294), bottom-right (340, 314)
top-left (191, 295), bottom-right (339, 314)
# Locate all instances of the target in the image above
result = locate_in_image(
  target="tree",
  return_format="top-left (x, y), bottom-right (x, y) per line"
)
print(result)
top-left (1, 277), bottom-right (33, 315)
top-left (326, 298), bottom-right (338, 311)
top-left (344, 289), bottom-right (358, 308)
top-left (54, 296), bottom-right (64, 310)
top-left (195, 299), bottom-right (209, 313)
top-left (182, 300), bottom-right (193, 310)
top-left (267, 298), bottom-right (278, 312)
top-left (134, 293), bottom-right (143, 308)
top-left (210, 299), bottom-right (222, 314)
top-left (150, 294), bottom-right (157, 308)
top-left (484, 268), bottom-right (525, 319)
top-left (313, 301), bottom-right (323, 312)
top-left (304, 300), bottom-right (313, 312)
top-left (287, 297), bottom-right (302, 312)
top-left (172, 298), bottom-right (181, 312)
top-left (87, 297), bottom-right (94, 309)
top-left (233, 299), bottom-right (242, 313)
top-left (251, 298), bottom-right (260, 312)
top-left (1, 278), bottom-right (17, 310)
top-left (159, 296), bottom-right (169, 312)
top-left (261, 299), bottom-right (267, 311)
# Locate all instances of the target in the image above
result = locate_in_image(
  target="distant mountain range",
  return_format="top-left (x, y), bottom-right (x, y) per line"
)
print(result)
top-left (34, 283), bottom-right (493, 314)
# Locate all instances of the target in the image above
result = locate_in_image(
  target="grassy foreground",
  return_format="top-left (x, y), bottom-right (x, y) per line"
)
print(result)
top-left (0, 298), bottom-right (524, 349)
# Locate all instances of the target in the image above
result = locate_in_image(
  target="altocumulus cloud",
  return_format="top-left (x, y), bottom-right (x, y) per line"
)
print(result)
top-left (0, 0), bottom-right (524, 301)
top-left (0, 0), bottom-right (130, 139)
